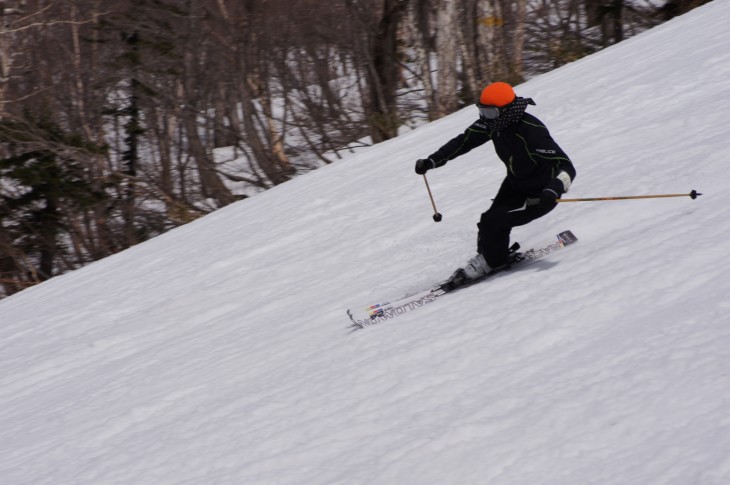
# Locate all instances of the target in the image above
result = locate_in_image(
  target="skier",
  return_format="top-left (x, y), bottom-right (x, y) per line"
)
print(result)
top-left (415, 81), bottom-right (576, 284)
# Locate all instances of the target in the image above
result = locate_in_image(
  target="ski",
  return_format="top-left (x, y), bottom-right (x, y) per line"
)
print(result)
top-left (346, 230), bottom-right (578, 330)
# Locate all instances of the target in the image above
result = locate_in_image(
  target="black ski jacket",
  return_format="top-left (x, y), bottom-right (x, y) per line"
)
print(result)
top-left (427, 113), bottom-right (576, 196)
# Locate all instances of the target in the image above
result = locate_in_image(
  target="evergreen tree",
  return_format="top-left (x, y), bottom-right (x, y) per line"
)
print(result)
top-left (0, 114), bottom-right (107, 293)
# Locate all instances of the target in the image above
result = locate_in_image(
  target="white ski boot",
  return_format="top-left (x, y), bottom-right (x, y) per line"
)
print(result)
top-left (462, 253), bottom-right (490, 280)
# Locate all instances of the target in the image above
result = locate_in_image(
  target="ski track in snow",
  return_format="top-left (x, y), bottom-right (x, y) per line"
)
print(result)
top-left (2, 3), bottom-right (730, 484)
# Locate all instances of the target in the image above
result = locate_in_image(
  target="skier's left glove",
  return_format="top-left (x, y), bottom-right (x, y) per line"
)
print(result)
top-left (540, 171), bottom-right (572, 207)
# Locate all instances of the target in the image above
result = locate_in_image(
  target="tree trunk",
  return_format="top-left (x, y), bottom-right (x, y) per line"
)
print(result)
top-left (434, 0), bottom-right (459, 118)
top-left (354, 0), bottom-right (407, 143)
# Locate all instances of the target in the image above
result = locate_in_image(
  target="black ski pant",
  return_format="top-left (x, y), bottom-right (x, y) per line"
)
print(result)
top-left (477, 179), bottom-right (557, 268)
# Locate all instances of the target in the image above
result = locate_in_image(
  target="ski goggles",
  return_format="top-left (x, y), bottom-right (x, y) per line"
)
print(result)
top-left (476, 103), bottom-right (501, 120)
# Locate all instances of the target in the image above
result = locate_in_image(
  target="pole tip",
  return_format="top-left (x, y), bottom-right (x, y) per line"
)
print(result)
top-left (690, 190), bottom-right (702, 199)
top-left (433, 213), bottom-right (443, 222)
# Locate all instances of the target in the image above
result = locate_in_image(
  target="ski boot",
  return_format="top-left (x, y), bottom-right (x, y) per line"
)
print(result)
top-left (437, 243), bottom-right (522, 293)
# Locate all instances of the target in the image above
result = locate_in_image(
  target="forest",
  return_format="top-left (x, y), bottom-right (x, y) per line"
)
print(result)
top-left (0, 0), bottom-right (709, 298)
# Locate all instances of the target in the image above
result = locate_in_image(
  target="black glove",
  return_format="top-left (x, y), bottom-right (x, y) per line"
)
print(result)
top-left (540, 186), bottom-right (560, 207)
top-left (540, 175), bottom-right (568, 207)
top-left (415, 158), bottom-right (436, 175)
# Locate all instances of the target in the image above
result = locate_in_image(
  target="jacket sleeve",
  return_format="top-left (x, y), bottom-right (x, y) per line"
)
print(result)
top-left (523, 117), bottom-right (576, 184)
top-left (546, 150), bottom-right (576, 183)
top-left (428, 120), bottom-right (492, 166)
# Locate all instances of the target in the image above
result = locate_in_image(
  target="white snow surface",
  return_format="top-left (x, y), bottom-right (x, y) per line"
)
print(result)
top-left (2, 3), bottom-right (730, 484)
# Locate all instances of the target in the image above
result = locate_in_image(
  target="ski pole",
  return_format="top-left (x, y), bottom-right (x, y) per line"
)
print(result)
top-left (422, 174), bottom-right (443, 222)
top-left (558, 189), bottom-right (702, 203)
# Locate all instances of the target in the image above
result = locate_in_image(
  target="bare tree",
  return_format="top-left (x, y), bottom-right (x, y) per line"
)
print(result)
top-left (345, 0), bottom-right (409, 143)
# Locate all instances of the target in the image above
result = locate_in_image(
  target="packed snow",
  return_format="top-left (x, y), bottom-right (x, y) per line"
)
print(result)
top-left (2, 2), bottom-right (730, 484)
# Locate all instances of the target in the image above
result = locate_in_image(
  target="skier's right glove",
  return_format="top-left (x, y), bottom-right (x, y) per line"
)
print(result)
top-left (415, 158), bottom-right (436, 175)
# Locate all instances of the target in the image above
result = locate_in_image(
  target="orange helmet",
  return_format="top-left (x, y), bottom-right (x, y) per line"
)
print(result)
top-left (479, 82), bottom-right (516, 107)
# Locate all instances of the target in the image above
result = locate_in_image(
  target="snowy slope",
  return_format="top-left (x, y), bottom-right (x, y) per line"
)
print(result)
top-left (2, 2), bottom-right (730, 484)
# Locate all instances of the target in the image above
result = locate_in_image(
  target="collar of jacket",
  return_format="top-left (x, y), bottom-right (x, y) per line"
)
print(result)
top-left (483, 97), bottom-right (536, 132)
